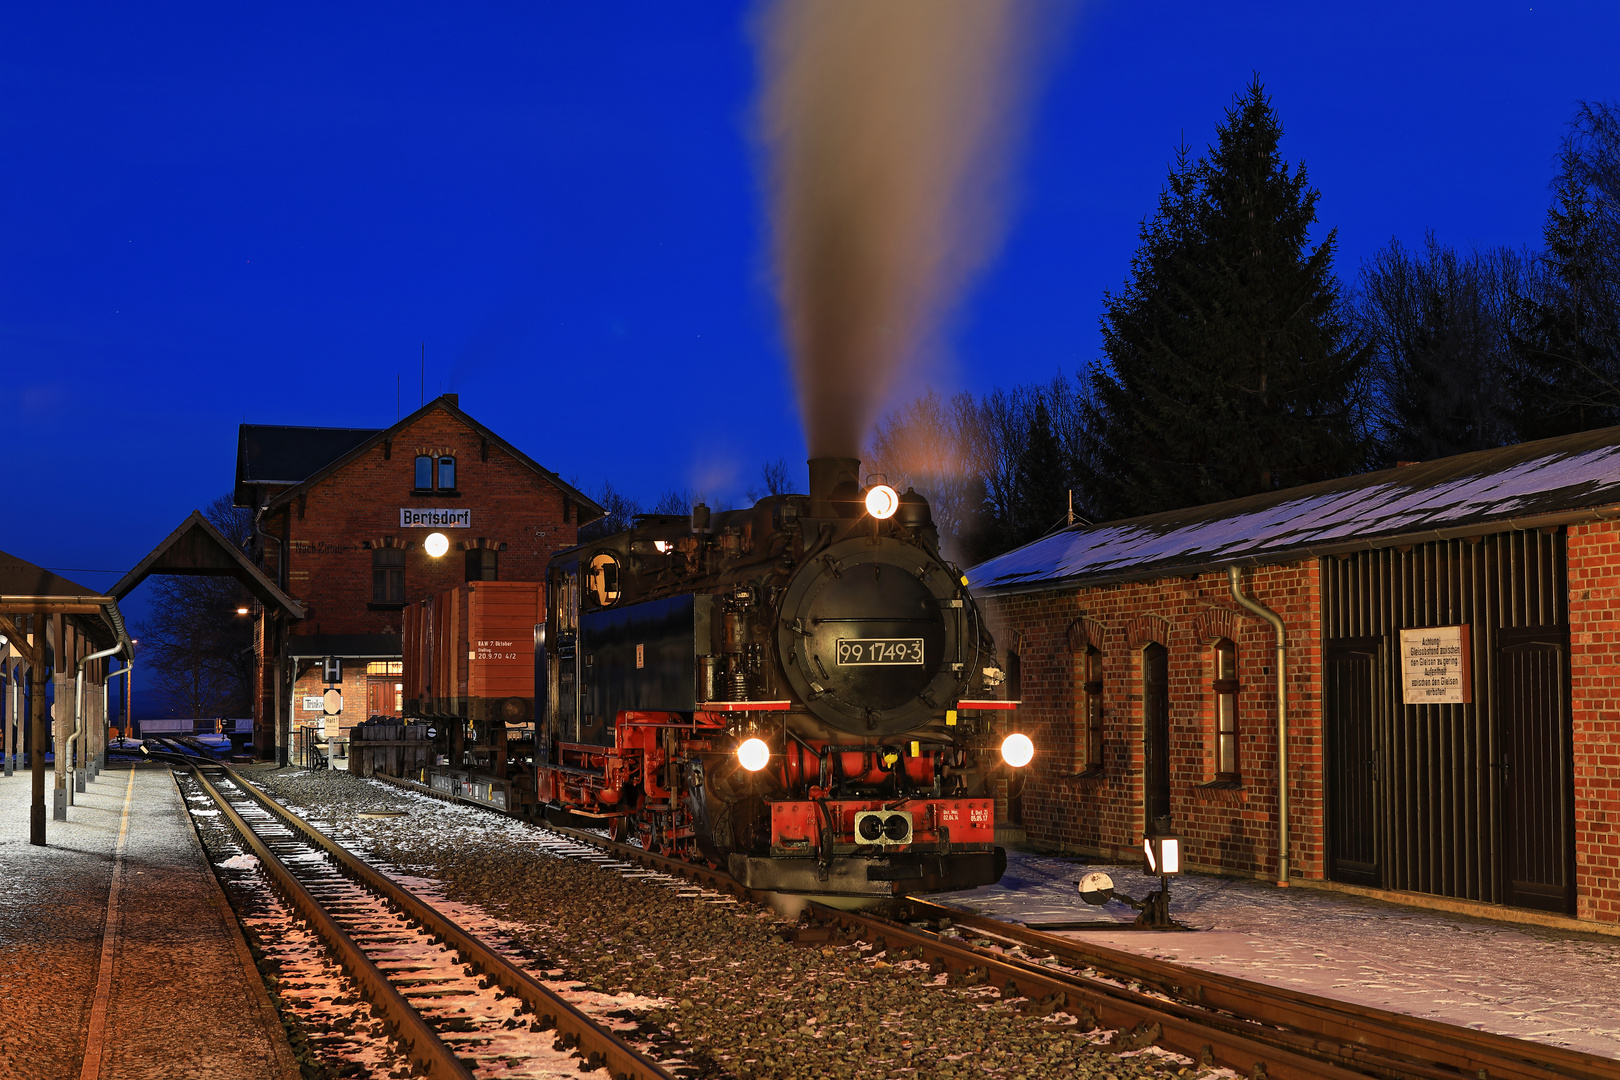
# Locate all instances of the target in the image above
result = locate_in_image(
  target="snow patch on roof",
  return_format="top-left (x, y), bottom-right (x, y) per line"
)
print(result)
top-left (971, 444), bottom-right (1620, 591)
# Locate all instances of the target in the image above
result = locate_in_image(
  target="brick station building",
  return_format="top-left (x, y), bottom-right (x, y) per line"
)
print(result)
top-left (967, 426), bottom-right (1620, 928)
top-left (234, 394), bottom-right (601, 761)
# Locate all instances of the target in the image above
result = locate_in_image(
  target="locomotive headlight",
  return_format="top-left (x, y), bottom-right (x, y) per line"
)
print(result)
top-left (737, 737), bottom-right (771, 772)
top-left (1000, 733), bottom-right (1034, 768)
top-left (864, 484), bottom-right (900, 520)
top-left (424, 532), bottom-right (450, 558)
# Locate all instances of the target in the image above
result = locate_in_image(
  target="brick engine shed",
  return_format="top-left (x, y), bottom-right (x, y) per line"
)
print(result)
top-left (967, 426), bottom-right (1620, 929)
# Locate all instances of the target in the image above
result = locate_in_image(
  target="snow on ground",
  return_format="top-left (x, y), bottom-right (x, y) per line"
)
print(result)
top-left (931, 850), bottom-right (1620, 1060)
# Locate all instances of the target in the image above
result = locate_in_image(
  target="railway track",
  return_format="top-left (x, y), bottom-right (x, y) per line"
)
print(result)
top-left (365, 770), bottom-right (1616, 1080)
top-left (168, 755), bottom-right (676, 1080)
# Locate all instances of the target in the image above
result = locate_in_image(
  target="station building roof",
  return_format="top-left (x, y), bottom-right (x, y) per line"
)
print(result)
top-left (234, 395), bottom-right (604, 523)
top-left (968, 425), bottom-right (1620, 596)
top-left (234, 424), bottom-right (379, 506)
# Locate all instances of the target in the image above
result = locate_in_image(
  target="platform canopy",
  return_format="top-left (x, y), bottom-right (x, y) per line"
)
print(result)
top-left (112, 510), bottom-right (305, 619)
top-left (0, 550), bottom-right (132, 662)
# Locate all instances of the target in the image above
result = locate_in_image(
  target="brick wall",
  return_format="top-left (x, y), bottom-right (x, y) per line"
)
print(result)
top-left (1565, 521), bottom-right (1620, 924)
top-left (268, 408), bottom-right (578, 641)
top-left (980, 561), bottom-right (1324, 882)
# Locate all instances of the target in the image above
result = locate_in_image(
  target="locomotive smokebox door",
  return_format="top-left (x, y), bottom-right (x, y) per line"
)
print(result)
top-left (777, 537), bottom-right (969, 737)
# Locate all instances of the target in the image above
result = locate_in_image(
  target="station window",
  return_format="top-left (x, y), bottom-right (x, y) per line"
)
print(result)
top-left (438, 455), bottom-right (456, 490)
top-left (365, 661), bottom-right (404, 675)
top-left (1213, 638), bottom-right (1240, 779)
top-left (414, 455), bottom-right (432, 490)
top-left (1077, 645), bottom-right (1103, 773)
top-left (372, 546), bottom-right (405, 604)
top-left (465, 547), bottom-right (498, 582)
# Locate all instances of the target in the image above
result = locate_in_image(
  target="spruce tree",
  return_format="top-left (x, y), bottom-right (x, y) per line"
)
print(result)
top-left (1506, 105), bottom-right (1620, 441)
top-left (1081, 78), bottom-right (1369, 520)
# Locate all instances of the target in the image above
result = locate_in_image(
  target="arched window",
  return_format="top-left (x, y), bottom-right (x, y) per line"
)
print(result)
top-left (438, 455), bottom-right (456, 490)
top-left (1214, 638), bottom-right (1239, 779)
top-left (1078, 645), bottom-right (1103, 773)
top-left (372, 545), bottom-right (405, 604)
top-left (465, 547), bottom-right (498, 582)
top-left (414, 455), bottom-right (432, 490)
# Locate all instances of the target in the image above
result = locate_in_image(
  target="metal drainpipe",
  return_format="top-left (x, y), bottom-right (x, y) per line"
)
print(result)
top-left (1227, 565), bottom-right (1290, 887)
top-left (105, 664), bottom-right (131, 761)
top-left (70, 643), bottom-right (125, 804)
top-left (254, 501), bottom-right (291, 764)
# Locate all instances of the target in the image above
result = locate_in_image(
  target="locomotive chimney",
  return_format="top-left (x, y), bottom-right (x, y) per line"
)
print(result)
top-left (807, 457), bottom-right (861, 518)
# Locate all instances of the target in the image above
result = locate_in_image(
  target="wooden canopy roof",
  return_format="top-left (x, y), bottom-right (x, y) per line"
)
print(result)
top-left (113, 511), bottom-right (306, 619)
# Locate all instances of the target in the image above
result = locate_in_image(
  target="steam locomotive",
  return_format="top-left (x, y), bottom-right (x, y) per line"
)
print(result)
top-left (412, 458), bottom-right (1029, 897)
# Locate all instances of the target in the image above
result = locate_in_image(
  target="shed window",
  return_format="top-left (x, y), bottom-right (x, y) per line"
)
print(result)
top-left (1078, 645), bottom-right (1103, 773)
top-left (1214, 638), bottom-right (1240, 779)
top-left (438, 456), bottom-right (456, 490)
top-left (372, 546), bottom-right (405, 604)
top-left (465, 547), bottom-right (498, 582)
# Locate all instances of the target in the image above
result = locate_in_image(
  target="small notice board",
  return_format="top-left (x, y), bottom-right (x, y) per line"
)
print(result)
top-left (1399, 625), bottom-right (1472, 705)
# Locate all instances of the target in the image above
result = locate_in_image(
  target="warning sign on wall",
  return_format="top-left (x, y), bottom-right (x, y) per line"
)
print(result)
top-left (1400, 625), bottom-right (1472, 705)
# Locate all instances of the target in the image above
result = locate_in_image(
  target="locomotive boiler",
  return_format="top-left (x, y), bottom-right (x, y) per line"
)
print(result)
top-left (530, 457), bottom-right (1029, 897)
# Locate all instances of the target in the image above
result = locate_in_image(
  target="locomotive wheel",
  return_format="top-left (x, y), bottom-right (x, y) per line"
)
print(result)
top-left (607, 815), bottom-right (629, 843)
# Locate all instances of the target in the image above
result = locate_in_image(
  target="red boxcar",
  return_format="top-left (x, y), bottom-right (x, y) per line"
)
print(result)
top-left (402, 581), bottom-right (544, 725)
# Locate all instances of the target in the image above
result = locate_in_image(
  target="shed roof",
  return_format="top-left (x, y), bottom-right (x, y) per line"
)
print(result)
top-left (968, 425), bottom-right (1620, 596)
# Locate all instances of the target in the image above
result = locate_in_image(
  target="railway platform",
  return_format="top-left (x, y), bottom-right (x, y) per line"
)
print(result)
top-left (0, 763), bottom-right (299, 1080)
top-left (936, 851), bottom-right (1620, 1061)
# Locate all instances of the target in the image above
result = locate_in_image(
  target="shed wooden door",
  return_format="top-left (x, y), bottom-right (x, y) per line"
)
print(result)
top-left (1498, 628), bottom-right (1574, 914)
top-left (1325, 641), bottom-right (1380, 886)
top-left (1142, 643), bottom-right (1171, 827)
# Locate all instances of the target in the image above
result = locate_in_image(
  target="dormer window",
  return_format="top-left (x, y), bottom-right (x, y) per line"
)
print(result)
top-left (438, 456), bottom-right (456, 490)
top-left (414, 455), bottom-right (432, 489)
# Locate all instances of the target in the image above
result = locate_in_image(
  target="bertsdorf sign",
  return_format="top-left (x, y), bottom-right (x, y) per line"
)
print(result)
top-left (1399, 625), bottom-right (1472, 705)
top-left (400, 508), bottom-right (471, 528)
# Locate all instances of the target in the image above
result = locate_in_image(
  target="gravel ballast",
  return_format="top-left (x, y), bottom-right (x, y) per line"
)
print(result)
top-left (240, 766), bottom-right (1213, 1080)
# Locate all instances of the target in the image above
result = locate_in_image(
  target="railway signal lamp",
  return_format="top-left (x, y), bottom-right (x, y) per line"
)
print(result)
top-left (999, 732), bottom-right (1034, 768)
top-left (1143, 832), bottom-right (1182, 877)
top-left (737, 737), bottom-right (770, 772)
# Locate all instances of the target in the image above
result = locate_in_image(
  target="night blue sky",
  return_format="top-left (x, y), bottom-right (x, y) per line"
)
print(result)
top-left (5, 1), bottom-right (1619, 663)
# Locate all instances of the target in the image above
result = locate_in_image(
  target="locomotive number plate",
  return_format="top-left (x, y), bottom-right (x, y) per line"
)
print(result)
top-left (837, 638), bottom-right (924, 665)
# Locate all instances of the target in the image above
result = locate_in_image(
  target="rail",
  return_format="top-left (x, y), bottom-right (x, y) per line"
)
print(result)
top-left (368, 774), bottom-right (1619, 1080)
top-left (171, 754), bottom-right (675, 1080)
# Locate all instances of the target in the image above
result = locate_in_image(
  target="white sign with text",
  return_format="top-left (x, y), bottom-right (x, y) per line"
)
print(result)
top-left (1400, 625), bottom-right (1472, 705)
top-left (400, 507), bottom-right (471, 528)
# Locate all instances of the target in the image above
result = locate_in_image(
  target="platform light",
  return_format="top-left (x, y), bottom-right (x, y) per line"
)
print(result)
top-left (235, 606), bottom-right (249, 615)
top-left (737, 737), bottom-right (770, 772)
top-left (1000, 732), bottom-right (1034, 768)
top-left (1143, 833), bottom-right (1182, 877)
top-left (424, 532), bottom-right (450, 558)
top-left (864, 484), bottom-right (900, 520)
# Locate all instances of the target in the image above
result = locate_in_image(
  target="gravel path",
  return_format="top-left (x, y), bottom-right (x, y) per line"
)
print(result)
top-left (237, 766), bottom-right (1217, 1080)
